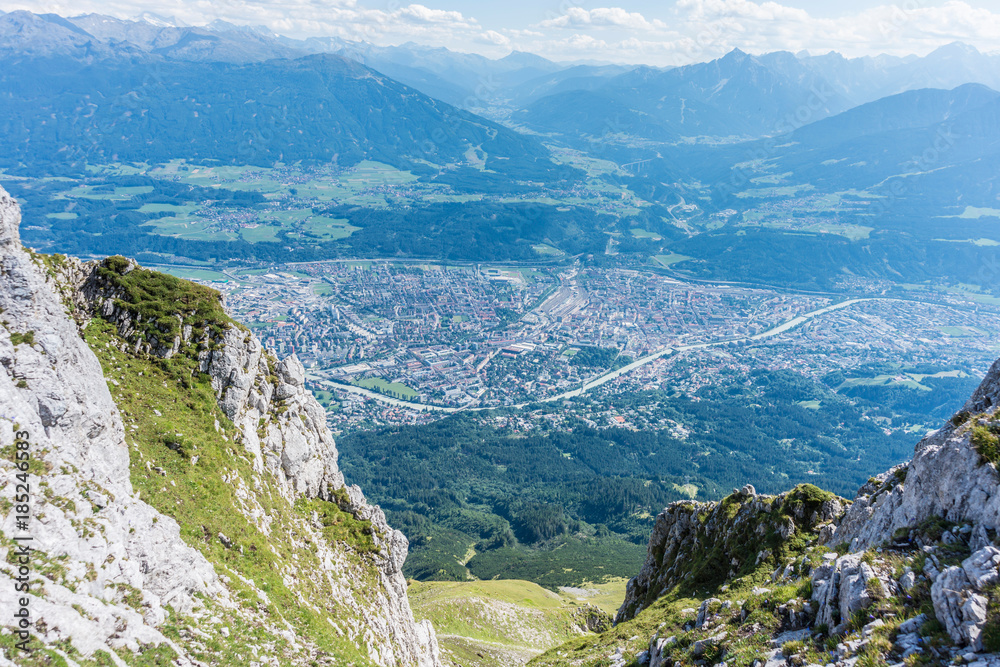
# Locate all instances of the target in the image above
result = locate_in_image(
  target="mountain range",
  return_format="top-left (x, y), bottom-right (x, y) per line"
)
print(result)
top-left (5, 9), bottom-right (1000, 290)
top-left (7, 9), bottom-right (1000, 126)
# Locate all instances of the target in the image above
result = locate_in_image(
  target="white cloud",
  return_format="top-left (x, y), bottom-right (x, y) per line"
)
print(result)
top-left (538, 7), bottom-right (666, 31)
top-left (518, 0), bottom-right (1000, 65)
top-left (6, 0), bottom-right (1000, 65)
top-left (478, 29), bottom-right (510, 47)
top-left (0, 0), bottom-right (486, 46)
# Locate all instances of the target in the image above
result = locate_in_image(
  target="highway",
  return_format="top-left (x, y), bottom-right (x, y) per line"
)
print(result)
top-left (307, 298), bottom-right (872, 413)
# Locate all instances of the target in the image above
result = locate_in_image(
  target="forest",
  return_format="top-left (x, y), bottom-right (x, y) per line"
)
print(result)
top-left (336, 367), bottom-right (937, 587)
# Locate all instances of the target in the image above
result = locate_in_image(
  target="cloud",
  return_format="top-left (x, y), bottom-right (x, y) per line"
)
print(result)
top-left (1, 0), bottom-right (485, 45)
top-left (538, 7), bottom-right (666, 31)
top-left (478, 29), bottom-right (510, 47)
top-left (518, 0), bottom-right (1000, 65)
top-left (6, 0), bottom-right (1000, 65)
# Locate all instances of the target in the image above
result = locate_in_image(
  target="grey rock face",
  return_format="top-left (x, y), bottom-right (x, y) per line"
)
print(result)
top-left (834, 364), bottom-right (1000, 552)
top-left (0, 187), bottom-right (440, 666)
top-left (810, 553), bottom-right (896, 629)
top-left (618, 486), bottom-right (844, 624)
top-left (0, 186), bottom-right (222, 659)
top-left (931, 546), bottom-right (1000, 650)
top-left (648, 634), bottom-right (676, 667)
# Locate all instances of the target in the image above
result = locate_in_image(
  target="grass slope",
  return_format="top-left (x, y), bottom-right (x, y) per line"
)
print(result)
top-left (409, 579), bottom-right (616, 667)
top-left (74, 264), bottom-right (398, 665)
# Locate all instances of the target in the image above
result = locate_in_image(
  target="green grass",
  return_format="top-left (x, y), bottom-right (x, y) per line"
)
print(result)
top-left (45, 211), bottom-right (78, 220)
top-left (65, 185), bottom-right (154, 200)
top-left (137, 203), bottom-right (199, 215)
top-left (158, 267), bottom-right (230, 282)
top-left (934, 237), bottom-right (1000, 247)
top-left (408, 579), bottom-right (612, 665)
top-left (838, 374), bottom-right (932, 392)
top-left (301, 216), bottom-right (359, 240)
top-left (949, 206), bottom-right (1000, 219)
top-left (532, 244), bottom-right (565, 256)
top-left (735, 184), bottom-right (814, 198)
top-left (353, 377), bottom-right (419, 400)
top-left (630, 228), bottom-right (663, 240)
top-left (82, 313), bottom-right (384, 665)
top-left (95, 256), bottom-right (235, 342)
top-left (142, 216), bottom-right (237, 242)
top-left (940, 326), bottom-right (984, 337)
top-left (653, 253), bottom-right (692, 267)
top-left (530, 485), bottom-right (843, 667)
top-left (972, 424), bottom-right (1000, 465)
top-left (239, 225), bottom-right (280, 243)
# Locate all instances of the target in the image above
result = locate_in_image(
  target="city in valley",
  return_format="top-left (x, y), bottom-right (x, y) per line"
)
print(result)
top-left (162, 261), bottom-right (1000, 436)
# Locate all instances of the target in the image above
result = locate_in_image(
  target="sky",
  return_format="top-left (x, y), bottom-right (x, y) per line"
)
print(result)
top-left (5, 0), bottom-right (1000, 65)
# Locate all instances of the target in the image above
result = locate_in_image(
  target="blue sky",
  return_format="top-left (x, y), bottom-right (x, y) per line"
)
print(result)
top-left (6, 0), bottom-right (1000, 64)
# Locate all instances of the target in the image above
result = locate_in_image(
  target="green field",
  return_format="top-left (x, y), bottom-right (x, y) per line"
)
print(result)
top-left (532, 244), bottom-right (565, 256)
top-left (45, 211), bottom-right (77, 219)
top-left (143, 216), bottom-right (238, 241)
top-left (735, 183), bottom-right (813, 198)
top-left (158, 267), bottom-right (231, 282)
top-left (934, 237), bottom-right (1000, 247)
top-left (653, 253), bottom-right (692, 267)
top-left (408, 579), bottom-right (618, 667)
top-left (138, 203), bottom-right (199, 215)
top-left (839, 374), bottom-right (932, 392)
top-left (353, 377), bottom-right (419, 400)
top-left (940, 326), bottom-right (984, 337)
top-left (630, 228), bottom-right (663, 240)
top-left (63, 184), bottom-right (154, 200)
top-left (301, 216), bottom-right (360, 240)
top-left (951, 206), bottom-right (1000, 219)
top-left (240, 225), bottom-right (281, 243)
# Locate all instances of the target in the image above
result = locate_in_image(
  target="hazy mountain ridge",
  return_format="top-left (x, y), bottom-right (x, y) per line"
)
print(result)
top-left (0, 38), bottom-right (567, 183)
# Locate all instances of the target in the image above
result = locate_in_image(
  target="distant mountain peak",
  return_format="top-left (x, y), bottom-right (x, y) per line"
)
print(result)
top-left (205, 19), bottom-right (275, 37)
top-left (136, 11), bottom-right (182, 28)
top-left (928, 41), bottom-right (982, 58)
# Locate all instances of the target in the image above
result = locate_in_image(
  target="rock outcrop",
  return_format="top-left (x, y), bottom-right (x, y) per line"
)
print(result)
top-left (832, 360), bottom-right (1000, 552)
top-left (0, 187), bottom-right (440, 665)
top-left (0, 188), bottom-right (222, 660)
top-left (536, 349), bottom-right (1000, 667)
top-left (616, 483), bottom-right (844, 623)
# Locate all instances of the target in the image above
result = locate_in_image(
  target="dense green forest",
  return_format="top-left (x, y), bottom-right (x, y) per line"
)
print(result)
top-left (336, 367), bottom-right (949, 588)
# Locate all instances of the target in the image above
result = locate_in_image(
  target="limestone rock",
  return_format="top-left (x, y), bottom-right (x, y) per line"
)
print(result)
top-left (618, 484), bottom-right (845, 623)
top-left (810, 553), bottom-right (896, 629)
top-left (930, 546), bottom-right (1000, 651)
top-left (833, 362), bottom-right (1000, 552)
top-left (0, 187), bottom-right (441, 666)
top-left (0, 186), bottom-right (222, 660)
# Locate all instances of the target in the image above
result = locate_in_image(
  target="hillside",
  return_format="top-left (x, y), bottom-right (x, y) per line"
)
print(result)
top-left (408, 579), bottom-right (616, 666)
top-left (0, 48), bottom-right (556, 178)
top-left (0, 185), bottom-right (441, 665)
top-left (530, 352), bottom-right (1000, 666)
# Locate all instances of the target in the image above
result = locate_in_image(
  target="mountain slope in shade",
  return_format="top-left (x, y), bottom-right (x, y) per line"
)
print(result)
top-left (69, 12), bottom-right (299, 63)
top-left (0, 47), bottom-right (571, 183)
top-left (516, 48), bottom-right (853, 143)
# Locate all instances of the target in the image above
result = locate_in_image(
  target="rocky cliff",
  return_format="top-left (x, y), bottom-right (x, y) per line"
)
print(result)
top-left (532, 360), bottom-right (1000, 666)
top-left (0, 186), bottom-right (440, 666)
